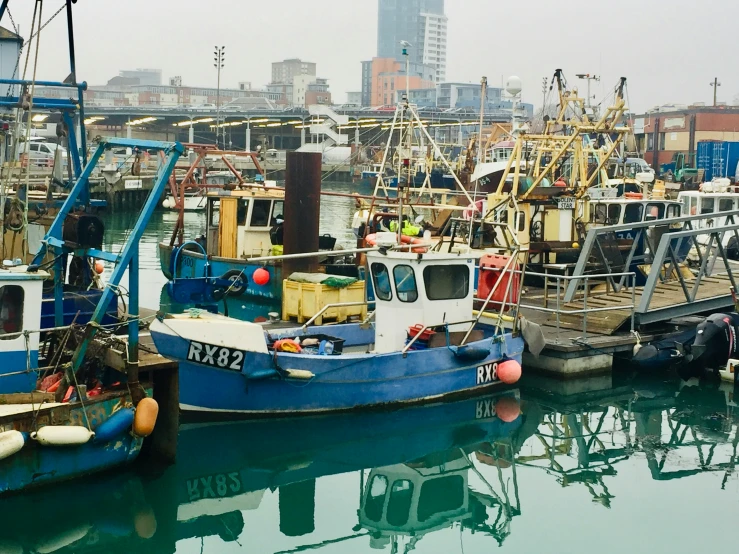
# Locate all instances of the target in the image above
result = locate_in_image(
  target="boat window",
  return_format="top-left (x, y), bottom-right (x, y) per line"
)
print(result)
top-left (719, 198), bottom-right (734, 212)
top-left (607, 204), bottom-right (621, 224)
top-left (371, 263), bottom-right (393, 301)
top-left (387, 479), bottom-right (414, 526)
top-left (249, 199), bottom-right (271, 227)
top-left (417, 476), bottom-right (465, 522)
top-left (646, 203), bottom-right (665, 219)
top-left (237, 199), bottom-right (249, 226)
top-left (701, 197), bottom-right (715, 214)
top-left (365, 475), bottom-right (388, 523)
top-left (0, 285), bottom-right (24, 338)
top-left (271, 201), bottom-right (284, 224)
top-left (591, 204), bottom-right (607, 224)
top-left (208, 199), bottom-right (220, 226)
top-left (667, 204), bottom-right (680, 218)
top-left (623, 204), bottom-right (643, 224)
top-left (515, 211), bottom-right (525, 232)
top-left (423, 265), bottom-right (470, 300)
top-left (393, 265), bottom-right (418, 303)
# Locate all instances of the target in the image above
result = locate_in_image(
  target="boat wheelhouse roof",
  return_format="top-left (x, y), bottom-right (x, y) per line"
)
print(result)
top-left (205, 186), bottom-right (284, 200)
top-left (0, 267), bottom-right (49, 281)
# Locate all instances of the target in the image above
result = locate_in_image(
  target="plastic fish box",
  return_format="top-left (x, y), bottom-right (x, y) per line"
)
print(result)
top-left (282, 280), bottom-right (367, 325)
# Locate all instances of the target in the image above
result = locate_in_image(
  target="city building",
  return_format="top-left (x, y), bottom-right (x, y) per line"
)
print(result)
top-left (377, 0), bottom-right (444, 61)
top-left (367, 57), bottom-right (435, 107)
top-left (395, 82), bottom-right (534, 118)
top-left (84, 81), bottom-right (283, 108)
top-left (633, 105), bottom-right (739, 168)
top-left (271, 59), bottom-right (316, 86)
top-left (116, 68), bottom-right (162, 86)
top-left (292, 75), bottom-right (331, 107)
top-left (437, 83), bottom-right (502, 109)
top-left (420, 12), bottom-right (448, 83)
top-left (346, 92), bottom-right (362, 106)
top-left (361, 60), bottom-right (373, 107)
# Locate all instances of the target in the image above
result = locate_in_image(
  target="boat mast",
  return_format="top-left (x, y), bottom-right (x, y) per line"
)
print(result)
top-left (397, 40), bottom-right (412, 244)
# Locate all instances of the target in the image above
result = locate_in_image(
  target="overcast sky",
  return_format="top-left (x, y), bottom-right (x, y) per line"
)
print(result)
top-left (6, 0), bottom-right (738, 112)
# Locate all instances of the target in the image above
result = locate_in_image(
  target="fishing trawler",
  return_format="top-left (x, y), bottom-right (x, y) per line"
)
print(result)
top-left (151, 228), bottom-right (525, 415)
top-left (0, 1), bottom-right (181, 490)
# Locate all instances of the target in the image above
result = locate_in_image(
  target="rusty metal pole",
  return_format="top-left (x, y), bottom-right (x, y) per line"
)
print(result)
top-left (283, 151), bottom-right (321, 276)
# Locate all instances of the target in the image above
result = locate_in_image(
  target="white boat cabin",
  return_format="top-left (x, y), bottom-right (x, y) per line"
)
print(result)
top-left (0, 268), bottom-right (47, 384)
top-left (589, 199), bottom-right (682, 227)
top-left (367, 246), bottom-right (475, 354)
top-left (205, 188), bottom-right (285, 258)
top-left (359, 457), bottom-right (471, 539)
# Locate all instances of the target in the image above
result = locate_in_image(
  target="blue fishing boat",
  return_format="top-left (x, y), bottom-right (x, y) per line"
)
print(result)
top-left (151, 239), bottom-right (525, 415)
top-left (0, 133), bottom-right (183, 494)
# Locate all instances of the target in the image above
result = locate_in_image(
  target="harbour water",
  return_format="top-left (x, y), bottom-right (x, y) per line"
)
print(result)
top-left (2, 191), bottom-right (733, 553)
top-left (1, 376), bottom-right (736, 553)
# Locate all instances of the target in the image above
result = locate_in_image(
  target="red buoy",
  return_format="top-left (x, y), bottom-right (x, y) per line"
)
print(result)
top-left (253, 267), bottom-right (270, 286)
top-left (497, 360), bottom-right (522, 385)
top-left (495, 396), bottom-right (521, 422)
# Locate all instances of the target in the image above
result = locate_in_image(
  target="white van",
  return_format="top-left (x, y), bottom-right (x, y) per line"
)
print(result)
top-left (17, 140), bottom-right (67, 167)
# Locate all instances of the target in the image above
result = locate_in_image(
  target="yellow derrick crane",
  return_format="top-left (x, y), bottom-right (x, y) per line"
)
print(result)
top-left (483, 71), bottom-right (631, 261)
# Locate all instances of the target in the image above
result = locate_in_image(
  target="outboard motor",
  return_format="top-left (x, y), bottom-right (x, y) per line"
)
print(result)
top-left (678, 313), bottom-right (739, 380)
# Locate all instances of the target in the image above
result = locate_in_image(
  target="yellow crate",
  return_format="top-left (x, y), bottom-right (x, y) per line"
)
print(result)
top-left (282, 280), bottom-right (367, 325)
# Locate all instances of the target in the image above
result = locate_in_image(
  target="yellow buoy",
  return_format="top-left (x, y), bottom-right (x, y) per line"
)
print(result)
top-left (134, 506), bottom-right (158, 539)
top-left (133, 397), bottom-right (159, 438)
top-left (572, 242), bottom-right (580, 249)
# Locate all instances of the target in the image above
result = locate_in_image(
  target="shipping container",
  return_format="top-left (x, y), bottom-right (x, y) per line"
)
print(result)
top-left (696, 141), bottom-right (716, 180)
top-left (713, 141), bottom-right (739, 182)
top-left (696, 140), bottom-right (739, 182)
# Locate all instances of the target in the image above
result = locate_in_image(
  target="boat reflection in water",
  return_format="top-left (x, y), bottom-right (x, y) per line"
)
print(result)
top-left (0, 378), bottom-right (737, 553)
top-left (0, 391), bottom-right (523, 553)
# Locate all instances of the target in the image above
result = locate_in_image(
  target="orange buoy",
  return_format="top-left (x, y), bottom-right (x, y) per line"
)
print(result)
top-left (497, 360), bottom-right (522, 385)
top-left (495, 396), bottom-right (522, 422)
top-left (133, 397), bottom-right (159, 438)
top-left (134, 506), bottom-right (158, 539)
top-left (94, 260), bottom-right (105, 274)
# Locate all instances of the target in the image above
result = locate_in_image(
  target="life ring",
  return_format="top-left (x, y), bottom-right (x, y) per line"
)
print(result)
top-left (624, 192), bottom-right (643, 199)
top-left (365, 233), bottom-right (427, 254)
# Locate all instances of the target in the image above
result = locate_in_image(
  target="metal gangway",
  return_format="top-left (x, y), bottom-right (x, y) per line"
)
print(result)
top-left (556, 210), bottom-right (739, 332)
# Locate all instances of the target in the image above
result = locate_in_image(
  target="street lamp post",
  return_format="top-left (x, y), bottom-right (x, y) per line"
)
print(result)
top-left (214, 45), bottom-right (225, 148)
top-left (710, 77), bottom-right (721, 107)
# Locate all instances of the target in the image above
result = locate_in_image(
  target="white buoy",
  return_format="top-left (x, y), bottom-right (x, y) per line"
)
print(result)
top-left (162, 197), bottom-right (172, 209)
top-left (0, 430), bottom-right (25, 461)
top-left (31, 426), bottom-right (94, 446)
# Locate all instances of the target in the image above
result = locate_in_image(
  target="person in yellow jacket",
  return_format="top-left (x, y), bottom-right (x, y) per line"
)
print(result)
top-left (389, 216), bottom-right (422, 236)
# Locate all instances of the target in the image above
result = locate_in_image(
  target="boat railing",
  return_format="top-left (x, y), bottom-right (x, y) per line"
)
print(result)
top-left (401, 319), bottom-right (481, 355)
top-left (519, 269), bottom-right (637, 343)
top-left (563, 209), bottom-right (739, 304)
top-left (300, 301), bottom-right (376, 331)
top-left (472, 267), bottom-right (637, 343)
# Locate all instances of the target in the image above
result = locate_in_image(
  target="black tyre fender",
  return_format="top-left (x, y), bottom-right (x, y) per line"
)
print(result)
top-left (221, 269), bottom-right (248, 296)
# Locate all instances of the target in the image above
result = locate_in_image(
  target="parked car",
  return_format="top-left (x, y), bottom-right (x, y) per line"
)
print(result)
top-left (17, 140), bottom-right (67, 167)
